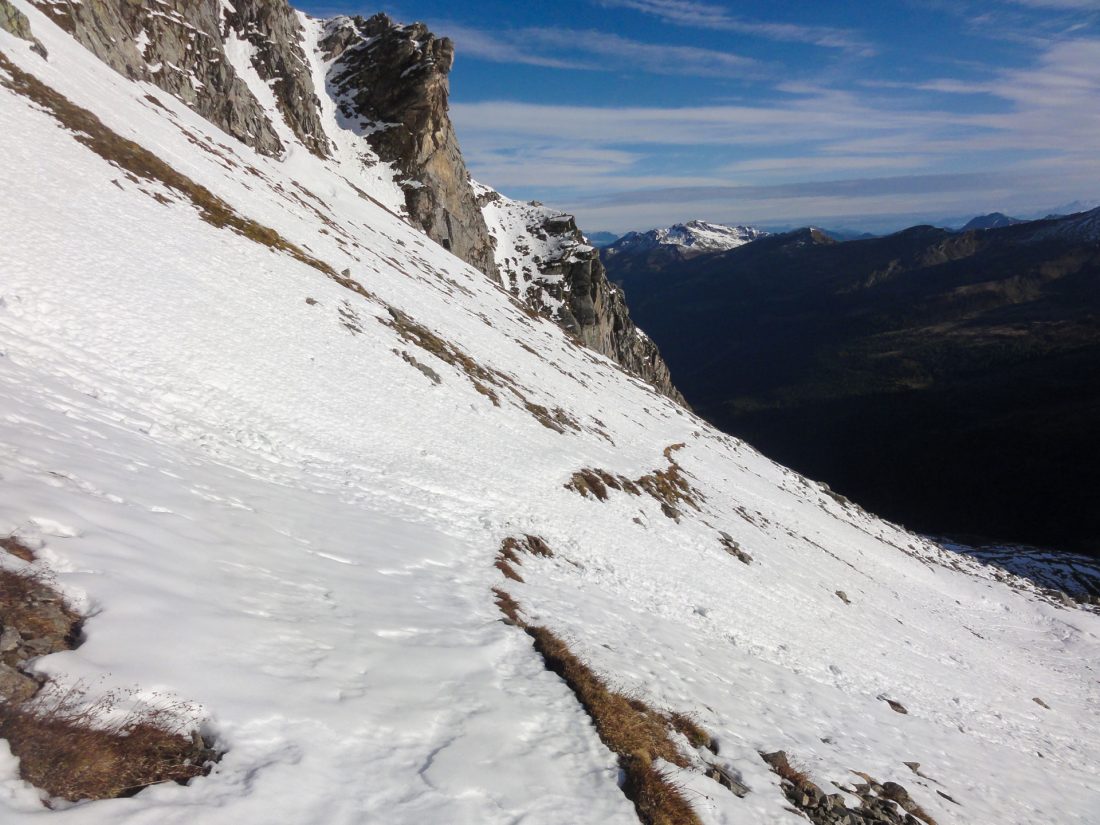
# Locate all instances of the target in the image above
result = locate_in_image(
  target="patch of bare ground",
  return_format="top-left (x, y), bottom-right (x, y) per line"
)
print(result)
top-left (1, 555), bottom-right (219, 803)
top-left (518, 623), bottom-right (702, 825)
top-left (383, 307), bottom-right (503, 405)
top-left (494, 535), bottom-right (556, 583)
top-left (0, 54), bottom-right (354, 291)
top-left (491, 535), bottom-right (748, 824)
top-left (566, 444), bottom-right (701, 521)
top-left (761, 751), bottom-right (940, 825)
top-left (382, 308), bottom-right (585, 433)
top-left (0, 684), bottom-right (217, 803)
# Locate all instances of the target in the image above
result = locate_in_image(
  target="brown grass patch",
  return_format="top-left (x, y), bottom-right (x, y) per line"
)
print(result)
top-left (566, 445), bottom-right (700, 521)
top-left (667, 712), bottom-right (712, 751)
top-left (491, 578), bottom-right (703, 824)
top-left (567, 469), bottom-right (611, 501)
top-left (1, 535), bottom-right (36, 562)
top-left (527, 626), bottom-right (701, 824)
top-left (1, 555), bottom-right (219, 803)
top-left (383, 307), bottom-right (504, 406)
top-left (523, 401), bottom-right (582, 434)
top-left (0, 54), bottom-right (343, 284)
top-left (501, 535), bottom-right (554, 560)
top-left (0, 683), bottom-right (217, 802)
top-left (494, 557), bottom-right (524, 583)
top-left (495, 535), bottom-right (554, 582)
top-left (493, 588), bottom-right (522, 624)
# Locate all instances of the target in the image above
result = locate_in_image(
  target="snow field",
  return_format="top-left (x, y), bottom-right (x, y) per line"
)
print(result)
top-left (1, 4), bottom-right (1099, 824)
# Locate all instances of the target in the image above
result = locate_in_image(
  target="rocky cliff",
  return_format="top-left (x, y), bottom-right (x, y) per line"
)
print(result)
top-left (320, 14), bottom-right (499, 282)
top-left (476, 185), bottom-right (686, 405)
top-left (25, 0), bottom-right (326, 157)
top-left (19, 0), bottom-right (681, 399)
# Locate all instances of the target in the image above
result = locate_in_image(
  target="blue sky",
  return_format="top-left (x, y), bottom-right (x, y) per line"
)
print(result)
top-left (301, 0), bottom-right (1100, 233)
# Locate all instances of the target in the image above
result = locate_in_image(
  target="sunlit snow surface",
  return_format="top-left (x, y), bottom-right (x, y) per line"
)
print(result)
top-left (1, 4), bottom-right (1099, 823)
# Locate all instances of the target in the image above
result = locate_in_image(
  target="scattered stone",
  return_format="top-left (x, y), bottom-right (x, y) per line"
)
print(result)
top-left (936, 790), bottom-right (961, 805)
top-left (878, 696), bottom-right (909, 714)
top-left (762, 751), bottom-right (937, 825)
top-left (836, 590), bottom-right (851, 605)
top-left (1033, 696), bottom-right (1051, 709)
top-left (0, 662), bottom-right (38, 704)
top-left (394, 349), bottom-right (442, 384)
top-left (719, 532), bottom-right (753, 564)
top-left (705, 763), bottom-right (750, 797)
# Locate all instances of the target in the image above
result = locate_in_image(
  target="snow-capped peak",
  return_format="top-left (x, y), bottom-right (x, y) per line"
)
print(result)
top-left (605, 220), bottom-right (768, 258)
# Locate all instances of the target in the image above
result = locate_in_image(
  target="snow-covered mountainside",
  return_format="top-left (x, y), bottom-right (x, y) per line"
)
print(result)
top-left (2, 3), bottom-right (1100, 825)
top-left (1023, 205), bottom-right (1100, 244)
top-left (605, 220), bottom-right (769, 260)
top-left (602, 221), bottom-right (769, 282)
top-left (475, 183), bottom-right (684, 403)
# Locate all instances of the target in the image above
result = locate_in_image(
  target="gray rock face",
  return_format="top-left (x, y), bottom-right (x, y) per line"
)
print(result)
top-left (26, 0), bottom-right (327, 158)
top-left (222, 1), bottom-right (330, 158)
top-left (0, 0), bottom-right (46, 56)
top-left (483, 199), bottom-right (686, 405)
top-left (321, 14), bottom-right (499, 282)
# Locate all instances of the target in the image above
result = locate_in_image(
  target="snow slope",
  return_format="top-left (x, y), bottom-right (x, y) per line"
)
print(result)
top-left (2, 5), bottom-right (1100, 824)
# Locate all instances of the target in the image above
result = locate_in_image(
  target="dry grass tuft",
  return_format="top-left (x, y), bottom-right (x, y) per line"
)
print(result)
top-left (621, 754), bottom-right (702, 825)
top-left (525, 626), bottom-right (702, 825)
top-left (566, 446), bottom-right (700, 521)
top-left (1, 554), bottom-right (219, 803)
top-left (1, 535), bottom-right (36, 562)
top-left (501, 535), bottom-right (554, 560)
top-left (489, 578), bottom-right (704, 824)
top-left (383, 307), bottom-right (505, 406)
top-left (493, 588), bottom-right (521, 624)
top-left (566, 469), bottom-right (611, 501)
top-left (0, 683), bottom-right (217, 802)
top-left (667, 712), bottom-right (712, 751)
top-left (494, 557), bottom-right (524, 583)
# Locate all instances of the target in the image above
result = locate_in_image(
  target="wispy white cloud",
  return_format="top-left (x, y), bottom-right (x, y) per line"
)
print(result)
top-left (453, 36), bottom-right (1100, 231)
top-left (596, 0), bottom-right (877, 56)
top-left (442, 23), bottom-right (760, 77)
top-left (1006, 0), bottom-right (1100, 8)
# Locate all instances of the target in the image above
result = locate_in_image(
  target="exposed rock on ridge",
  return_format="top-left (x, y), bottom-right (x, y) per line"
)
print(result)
top-left (25, 0), bottom-right (326, 158)
top-left (320, 13), bottom-right (499, 281)
top-left (477, 185), bottom-right (687, 405)
top-left (0, 0), bottom-right (46, 57)
top-left (20, 0), bottom-right (679, 398)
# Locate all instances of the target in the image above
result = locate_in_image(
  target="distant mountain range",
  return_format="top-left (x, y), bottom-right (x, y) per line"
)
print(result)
top-left (607, 207), bottom-right (1100, 553)
top-left (584, 231), bottom-right (621, 247)
top-left (959, 212), bottom-right (1025, 231)
top-left (602, 220), bottom-right (768, 277)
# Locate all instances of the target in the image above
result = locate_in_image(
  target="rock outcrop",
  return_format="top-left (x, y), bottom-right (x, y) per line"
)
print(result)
top-left (25, 0), bottom-right (326, 158)
top-left (320, 14), bottom-right (499, 281)
top-left (477, 185), bottom-right (687, 405)
top-left (1, 0), bottom-right (46, 57)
